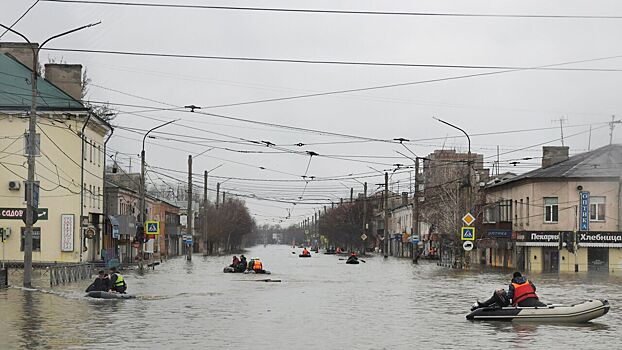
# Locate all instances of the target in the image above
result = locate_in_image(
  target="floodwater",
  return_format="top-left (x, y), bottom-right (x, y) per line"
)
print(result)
top-left (1, 245), bottom-right (621, 350)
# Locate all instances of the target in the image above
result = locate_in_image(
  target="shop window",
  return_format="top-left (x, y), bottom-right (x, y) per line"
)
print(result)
top-left (544, 197), bottom-right (558, 223)
top-left (20, 227), bottom-right (41, 251)
top-left (590, 196), bottom-right (605, 222)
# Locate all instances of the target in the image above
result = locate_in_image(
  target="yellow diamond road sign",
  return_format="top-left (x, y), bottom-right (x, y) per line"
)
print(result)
top-left (462, 213), bottom-right (475, 226)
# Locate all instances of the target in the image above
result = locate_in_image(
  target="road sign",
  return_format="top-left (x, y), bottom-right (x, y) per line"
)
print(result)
top-left (360, 233), bottom-right (368, 241)
top-left (463, 241), bottom-right (474, 251)
top-left (145, 220), bottom-right (160, 235)
top-left (462, 213), bottom-right (475, 226)
top-left (461, 227), bottom-right (475, 241)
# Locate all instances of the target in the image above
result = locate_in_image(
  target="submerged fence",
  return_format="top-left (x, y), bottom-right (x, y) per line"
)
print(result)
top-left (49, 264), bottom-right (93, 287)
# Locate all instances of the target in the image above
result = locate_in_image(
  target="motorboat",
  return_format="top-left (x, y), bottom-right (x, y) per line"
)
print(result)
top-left (466, 299), bottom-right (609, 323)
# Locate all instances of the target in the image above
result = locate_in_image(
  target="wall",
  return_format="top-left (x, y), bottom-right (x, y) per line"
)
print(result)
top-left (0, 112), bottom-right (107, 263)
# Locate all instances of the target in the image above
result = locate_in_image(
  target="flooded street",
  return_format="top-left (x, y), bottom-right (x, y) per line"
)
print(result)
top-left (2, 245), bottom-right (621, 350)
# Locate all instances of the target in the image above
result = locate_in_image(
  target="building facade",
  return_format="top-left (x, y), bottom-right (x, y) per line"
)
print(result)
top-left (482, 145), bottom-right (622, 274)
top-left (0, 46), bottom-right (111, 264)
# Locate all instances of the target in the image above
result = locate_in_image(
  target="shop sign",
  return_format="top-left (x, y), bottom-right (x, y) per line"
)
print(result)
top-left (518, 231), bottom-right (561, 242)
top-left (578, 232), bottom-right (622, 244)
top-left (487, 229), bottom-right (512, 239)
top-left (0, 208), bottom-right (48, 220)
top-left (579, 191), bottom-right (590, 231)
top-left (60, 214), bottom-right (74, 252)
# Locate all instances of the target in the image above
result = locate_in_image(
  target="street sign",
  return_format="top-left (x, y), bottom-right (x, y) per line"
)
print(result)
top-left (461, 227), bottom-right (475, 241)
top-left (2, 208), bottom-right (48, 220)
top-left (145, 220), bottom-right (160, 235)
top-left (462, 213), bottom-right (475, 226)
top-left (463, 241), bottom-right (474, 251)
top-left (360, 233), bottom-right (368, 241)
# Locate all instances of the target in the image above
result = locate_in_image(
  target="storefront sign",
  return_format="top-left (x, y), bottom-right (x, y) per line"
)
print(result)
top-left (579, 191), bottom-right (590, 231)
top-left (61, 214), bottom-right (74, 252)
top-left (487, 229), bottom-right (512, 238)
top-left (515, 231), bottom-right (561, 247)
top-left (0, 208), bottom-right (48, 220)
top-left (578, 232), bottom-right (622, 244)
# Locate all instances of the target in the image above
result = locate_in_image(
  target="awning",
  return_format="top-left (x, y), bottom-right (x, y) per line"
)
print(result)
top-left (515, 242), bottom-right (558, 247)
top-left (579, 243), bottom-right (622, 248)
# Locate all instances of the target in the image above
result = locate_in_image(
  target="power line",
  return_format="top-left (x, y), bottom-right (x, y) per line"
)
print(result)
top-left (0, 0), bottom-right (40, 39)
top-left (39, 0), bottom-right (622, 19)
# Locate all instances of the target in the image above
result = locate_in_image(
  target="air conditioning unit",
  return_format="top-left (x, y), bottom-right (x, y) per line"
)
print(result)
top-left (8, 181), bottom-right (20, 191)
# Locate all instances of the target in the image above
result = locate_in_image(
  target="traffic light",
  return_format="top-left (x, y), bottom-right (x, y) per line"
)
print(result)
top-left (136, 225), bottom-right (145, 243)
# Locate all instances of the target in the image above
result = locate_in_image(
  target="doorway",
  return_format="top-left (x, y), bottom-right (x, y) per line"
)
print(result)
top-left (588, 248), bottom-right (609, 273)
top-left (542, 247), bottom-right (559, 273)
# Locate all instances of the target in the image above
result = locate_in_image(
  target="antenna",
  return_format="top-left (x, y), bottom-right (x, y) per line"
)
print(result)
top-left (552, 117), bottom-right (568, 146)
top-left (608, 115), bottom-right (621, 145)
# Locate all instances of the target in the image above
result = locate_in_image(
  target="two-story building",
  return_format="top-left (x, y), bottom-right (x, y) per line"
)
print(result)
top-left (483, 145), bottom-right (622, 274)
top-left (0, 45), bottom-right (111, 264)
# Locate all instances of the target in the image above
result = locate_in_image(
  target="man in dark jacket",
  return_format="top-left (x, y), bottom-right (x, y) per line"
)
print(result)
top-left (86, 270), bottom-right (111, 292)
top-left (507, 272), bottom-right (546, 307)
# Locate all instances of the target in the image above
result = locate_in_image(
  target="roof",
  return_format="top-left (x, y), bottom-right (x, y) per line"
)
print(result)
top-left (488, 144), bottom-right (622, 188)
top-left (0, 53), bottom-right (87, 111)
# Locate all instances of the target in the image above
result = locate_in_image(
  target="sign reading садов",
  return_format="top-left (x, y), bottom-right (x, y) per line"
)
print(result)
top-left (0, 208), bottom-right (48, 220)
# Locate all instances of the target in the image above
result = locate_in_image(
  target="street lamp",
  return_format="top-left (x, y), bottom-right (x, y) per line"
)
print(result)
top-left (0, 21), bottom-right (101, 288)
top-left (139, 119), bottom-right (178, 270)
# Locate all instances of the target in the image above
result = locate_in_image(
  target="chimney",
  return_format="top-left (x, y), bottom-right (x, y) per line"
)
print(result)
top-left (542, 146), bottom-right (569, 168)
top-left (0, 42), bottom-right (39, 71)
top-left (44, 63), bottom-right (83, 100)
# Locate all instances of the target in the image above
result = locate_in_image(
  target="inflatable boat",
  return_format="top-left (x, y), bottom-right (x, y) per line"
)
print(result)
top-left (244, 270), bottom-right (271, 275)
top-left (223, 266), bottom-right (245, 273)
top-left (86, 291), bottom-right (134, 299)
top-left (346, 259), bottom-right (359, 264)
top-left (466, 299), bottom-right (609, 323)
top-left (299, 254), bottom-right (311, 258)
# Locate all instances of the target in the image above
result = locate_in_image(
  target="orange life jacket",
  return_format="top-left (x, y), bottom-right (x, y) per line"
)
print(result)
top-left (511, 280), bottom-right (538, 306)
top-left (253, 260), bottom-right (263, 270)
top-left (303, 249), bottom-right (309, 255)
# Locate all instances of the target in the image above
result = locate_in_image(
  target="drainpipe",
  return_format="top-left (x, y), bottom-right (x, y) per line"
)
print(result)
top-left (79, 113), bottom-right (91, 262)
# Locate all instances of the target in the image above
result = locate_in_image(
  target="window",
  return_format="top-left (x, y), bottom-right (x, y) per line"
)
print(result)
top-left (519, 199), bottom-right (524, 226)
top-left (483, 205), bottom-right (498, 223)
top-left (499, 200), bottom-right (512, 222)
top-left (97, 187), bottom-right (101, 209)
top-left (526, 197), bottom-right (530, 226)
top-left (83, 138), bottom-right (87, 160)
top-left (590, 196), bottom-right (606, 221)
top-left (514, 200), bottom-right (518, 226)
top-left (89, 140), bottom-right (93, 163)
top-left (544, 197), bottom-right (559, 223)
top-left (20, 227), bottom-right (41, 251)
top-left (84, 183), bottom-right (87, 207)
top-left (97, 145), bottom-right (101, 167)
top-left (23, 133), bottom-right (40, 156)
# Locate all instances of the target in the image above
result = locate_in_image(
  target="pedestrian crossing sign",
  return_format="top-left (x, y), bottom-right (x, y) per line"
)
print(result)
top-left (146, 220), bottom-right (160, 235)
top-left (461, 227), bottom-right (475, 241)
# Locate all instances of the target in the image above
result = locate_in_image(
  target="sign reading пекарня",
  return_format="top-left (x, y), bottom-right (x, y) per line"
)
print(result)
top-left (515, 231), bottom-right (622, 244)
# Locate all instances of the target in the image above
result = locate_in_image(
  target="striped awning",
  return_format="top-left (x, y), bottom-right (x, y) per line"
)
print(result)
top-left (515, 242), bottom-right (558, 247)
top-left (579, 243), bottom-right (622, 248)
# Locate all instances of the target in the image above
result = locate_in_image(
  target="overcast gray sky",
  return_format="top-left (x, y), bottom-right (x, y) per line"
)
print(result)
top-left (2, 0), bottom-right (622, 225)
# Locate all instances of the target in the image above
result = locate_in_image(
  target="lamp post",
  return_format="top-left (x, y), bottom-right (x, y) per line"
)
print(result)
top-left (0, 22), bottom-right (101, 288)
top-left (140, 119), bottom-right (177, 270)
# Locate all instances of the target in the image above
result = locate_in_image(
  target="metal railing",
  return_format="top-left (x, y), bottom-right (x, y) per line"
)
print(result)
top-left (49, 264), bottom-right (93, 287)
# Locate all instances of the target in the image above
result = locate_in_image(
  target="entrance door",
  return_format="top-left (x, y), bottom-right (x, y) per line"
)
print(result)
top-left (542, 248), bottom-right (559, 273)
top-left (588, 248), bottom-right (609, 273)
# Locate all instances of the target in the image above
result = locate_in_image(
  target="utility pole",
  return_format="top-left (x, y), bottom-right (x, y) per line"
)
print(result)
top-left (0, 22), bottom-right (101, 288)
top-left (203, 170), bottom-right (208, 256)
top-left (412, 158), bottom-right (421, 263)
top-left (216, 183), bottom-right (220, 209)
top-left (187, 155), bottom-right (192, 261)
top-left (350, 188), bottom-right (353, 203)
top-left (384, 172), bottom-right (389, 258)
top-left (362, 182), bottom-right (367, 256)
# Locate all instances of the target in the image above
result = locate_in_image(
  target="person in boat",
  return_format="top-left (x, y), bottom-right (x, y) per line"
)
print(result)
top-left (471, 288), bottom-right (510, 310)
top-left (109, 267), bottom-right (127, 294)
top-left (336, 247), bottom-right (342, 254)
top-left (346, 252), bottom-right (358, 263)
top-left (247, 257), bottom-right (265, 273)
top-left (230, 256), bottom-right (240, 268)
top-left (507, 272), bottom-right (546, 307)
top-left (235, 255), bottom-right (247, 272)
top-left (302, 248), bottom-right (310, 256)
top-left (86, 270), bottom-right (111, 292)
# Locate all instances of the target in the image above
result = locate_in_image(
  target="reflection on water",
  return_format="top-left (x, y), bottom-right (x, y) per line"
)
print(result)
top-left (1, 245), bottom-right (620, 350)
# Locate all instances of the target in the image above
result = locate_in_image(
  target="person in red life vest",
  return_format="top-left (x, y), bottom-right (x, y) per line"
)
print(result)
top-left (507, 271), bottom-right (546, 307)
top-left (302, 248), bottom-right (310, 256)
